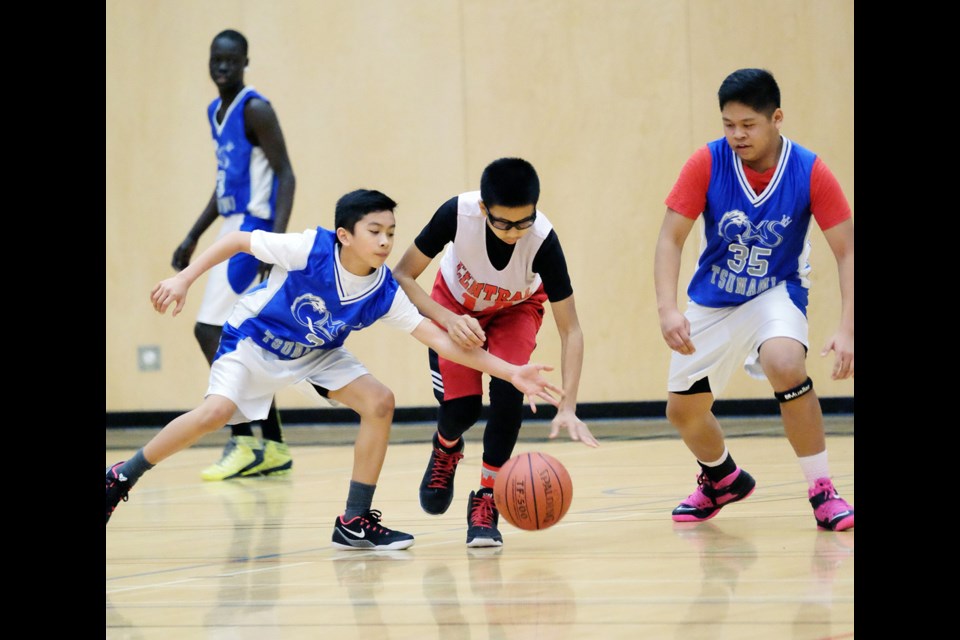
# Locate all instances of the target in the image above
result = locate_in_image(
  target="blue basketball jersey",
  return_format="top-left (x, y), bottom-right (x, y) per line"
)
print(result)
top-left (208, 86), bottom-right (278, 223)
top-left (217, 228), bottom-right (402, 361)
top-left (688, 136), bottom-right (817, 313)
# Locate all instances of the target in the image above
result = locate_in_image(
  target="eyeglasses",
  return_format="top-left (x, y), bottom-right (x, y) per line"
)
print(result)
top-left (486, 210), bottom-right (537, 231)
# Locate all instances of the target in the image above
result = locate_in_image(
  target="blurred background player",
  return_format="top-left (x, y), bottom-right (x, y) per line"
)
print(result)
top-left (653, 68), bottom-right (854, 531)
top-left (171, 29), bottom-right (297, 481)
top-left (394, 157), bottom-right (598, 549)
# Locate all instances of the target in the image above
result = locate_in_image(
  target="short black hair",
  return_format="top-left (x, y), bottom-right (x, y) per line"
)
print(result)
top-left (334, 189), bottom-right (397, 241)
top-left (480, 158), bottom-right (540, 208)
top-left (718, 68), bottom-right (780, 116)
top-left (212, 29), bottom-right (248, 55)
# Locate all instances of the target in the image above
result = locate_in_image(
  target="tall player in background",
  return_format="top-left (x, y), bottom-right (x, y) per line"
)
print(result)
top-left (393, 157), bottom-right (598, 549)
top-left (653, 68), bottom-right (854, 531)
top-left (171, 29), bottom-right (297, 481)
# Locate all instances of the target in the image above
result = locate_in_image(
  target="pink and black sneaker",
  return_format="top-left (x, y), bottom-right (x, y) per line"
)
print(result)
top-left (808, 478), bottom-right (854, 531)
top-left (106, 461), bottom-right (131, 525)
top-left (672, 468), bottom-right (756, 522)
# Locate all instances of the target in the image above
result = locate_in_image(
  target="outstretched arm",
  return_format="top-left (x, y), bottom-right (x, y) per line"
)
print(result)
top-left (394, 243), bottom-right (486, 349)
top-left (820, 218), bottom-right (854, 379)
top-left (654, 208), bottom-right (697, 355)
top-left (411, 319), bottom-right (563, 410)
top-left (152, 230), bottom-right (253, 317)
top-left (546, 295), bottom-right (598, 447)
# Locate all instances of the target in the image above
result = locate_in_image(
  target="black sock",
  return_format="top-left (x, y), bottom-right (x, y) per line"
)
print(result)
top-left (699, 453), bottom-right (738, 483)
top-left (260, 400), bottom-right (284, 443)
top-left (344, 481), bottom-right (376, 520)
top-left (231, 422), bottom-right (255, 438)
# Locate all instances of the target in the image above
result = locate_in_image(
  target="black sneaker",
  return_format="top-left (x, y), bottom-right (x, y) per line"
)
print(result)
top-left (419, 432), bottom-right (465, 515)
top-left (106, 461), bottom-right (131, 525)
top-left (331, 509), bottom-right (415, 550)
top-left (466, 488), bottom-right (502, 548)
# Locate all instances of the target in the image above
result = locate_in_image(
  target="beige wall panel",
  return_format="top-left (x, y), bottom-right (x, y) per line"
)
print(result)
top-left (107, 0), bottom-right (466, 411)
top-left (461, 1), bottom-right (693, 402)
top-left (107, 0), bottom-right (854, 413)
top-left (682, 0), bottom-right (854, 400)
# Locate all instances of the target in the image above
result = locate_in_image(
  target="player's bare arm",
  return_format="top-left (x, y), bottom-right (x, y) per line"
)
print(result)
top-left (245, 99), bottom-right (295, 234)
top-left (246, 99), bottom-right (296, 281)
top-left (547, 295), bottom-right (598, 447)
top-left (153, 231), bottom-right (254, 317)
top-left (820, 218), bottom-right (854, 380)
top-left (411, 319), bottom-right (562, 410)
top-left (394, 244), bottom-right (486, 348)
top-left (654, 208), bottom-right (696, 355)
top-left (172, 193), bottom-right (220, 271)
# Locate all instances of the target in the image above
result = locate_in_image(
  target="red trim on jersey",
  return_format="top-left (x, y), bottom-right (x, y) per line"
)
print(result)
top-left (665, 144), bottom-right (852, 229)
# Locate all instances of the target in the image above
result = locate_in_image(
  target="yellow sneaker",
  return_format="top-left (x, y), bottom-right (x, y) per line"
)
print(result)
top-left (200, 436), bottom-right (264, 481)
top-left (246, 440), bottom-right (293, 476)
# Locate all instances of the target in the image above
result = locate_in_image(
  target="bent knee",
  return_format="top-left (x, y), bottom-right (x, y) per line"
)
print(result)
top-left (362, 385), bottom-right (395, 421)
top-left (194, 396), bottom-right (236, 430)
top-left (759, 339), bottom-right (807, 383)
top-left (666, 392), bottom-right (711, 427)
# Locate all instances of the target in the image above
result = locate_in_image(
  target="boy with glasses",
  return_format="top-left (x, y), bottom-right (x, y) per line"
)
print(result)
top-left (394, 157), bottom-right (598, 548)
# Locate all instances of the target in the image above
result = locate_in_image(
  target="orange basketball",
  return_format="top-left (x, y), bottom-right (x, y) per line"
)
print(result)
top-left (493, 452), bottom-right (573, 531)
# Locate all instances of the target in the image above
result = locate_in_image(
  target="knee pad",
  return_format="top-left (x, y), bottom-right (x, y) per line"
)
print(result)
top-left (774, 377), bottom-right (813, 403)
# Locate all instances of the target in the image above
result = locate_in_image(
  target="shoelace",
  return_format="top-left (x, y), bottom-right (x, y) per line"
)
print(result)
top-left (470, 493), bottom-right (496, 527)
top-left (685, 472), bottom-right (717, 506)
top-left (816, 486), bottom-right (838, 501)
top-left (427, 448), bottom-right (464, 488)
top-left (357, 509), bottom-right (388, 533)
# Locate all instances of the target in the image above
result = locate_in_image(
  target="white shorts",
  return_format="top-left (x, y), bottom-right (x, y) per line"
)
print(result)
top-left (207, 336), bottom-right (369, 424)
top-left (196, 214), bottom-right (261, 325)
top-left (667, 283), bottom-right (808, 398)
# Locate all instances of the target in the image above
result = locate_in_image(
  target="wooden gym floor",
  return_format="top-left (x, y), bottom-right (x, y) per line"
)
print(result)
top-left (106, 415), bottom-right (854, 639)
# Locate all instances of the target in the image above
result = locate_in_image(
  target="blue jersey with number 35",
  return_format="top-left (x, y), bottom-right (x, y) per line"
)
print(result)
top-left (687, 136), bottom-right (817, 313)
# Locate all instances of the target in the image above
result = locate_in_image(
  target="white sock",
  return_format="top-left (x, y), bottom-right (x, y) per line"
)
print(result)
top-left (798, 451), bottom-right (830, 487)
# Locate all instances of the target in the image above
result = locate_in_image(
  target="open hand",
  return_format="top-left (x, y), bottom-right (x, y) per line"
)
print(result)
top-left (549, 409), bottom-right (599, 448)
top-left (511, 364), bottom-right (564, 412)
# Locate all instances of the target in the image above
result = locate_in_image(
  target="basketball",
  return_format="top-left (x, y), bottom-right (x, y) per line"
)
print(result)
top-left (493, 452), bottom-right (573, 531)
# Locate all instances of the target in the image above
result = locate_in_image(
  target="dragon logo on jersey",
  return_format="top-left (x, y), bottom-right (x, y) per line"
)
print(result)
top-left (292, 293), bottom-right (348, 346)
top-left (719, 210), bottom-right (792, 247)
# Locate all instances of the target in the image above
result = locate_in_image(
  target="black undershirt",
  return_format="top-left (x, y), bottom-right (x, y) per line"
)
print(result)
top-left (412, 196), bottom-right (573, 302)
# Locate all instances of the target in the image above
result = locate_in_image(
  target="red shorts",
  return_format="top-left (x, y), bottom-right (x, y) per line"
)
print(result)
top-left (430, 271), bottom-right (547, 400)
